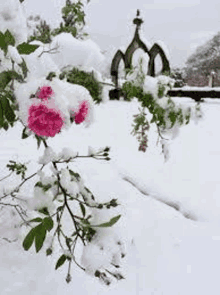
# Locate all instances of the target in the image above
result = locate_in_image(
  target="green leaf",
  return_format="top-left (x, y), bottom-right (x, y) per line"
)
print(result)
top-left (22, 127), bottom-right (29, 139)
top-left (38, 207), bottom-right (49, 215)
top-left (35, 223), bottom-right (47, 253)
top-left (43, 217), bottom-right (53, 232)
top-left (23, 227), bottom-right (36, 251)
top-left (0, 32), bottom-right (7, 54)
top-left (0, 71), bottom-right (12, 90)
top-left (69, 169), bottom-right (80, 180)
top-left (18, 58), bottom-right (28, 78)
top-left (46, 248), bottom-right (53, 256)
top-left (29, 217), bottom-right (43, 223)
top-left (91, 215), bottom-right (121, 228)
top-left (1, 96), bottom-right (15, 123)
top-left (0, 100), bottom-right (3, 127)
top-left (17, 42), bottom-right (39, 55)
top-left (4, 30), bottom-right (15, 47)
top-left (8, 70), bottom-right (23, 82)
top-left (80, 203), bottom-right (86, 217)
top-left (3, 121), bottom-right (9, 130)
top-left (55, 254), bottom-right (67, 270)
top-left (35, 135), bottom-right (42, 149)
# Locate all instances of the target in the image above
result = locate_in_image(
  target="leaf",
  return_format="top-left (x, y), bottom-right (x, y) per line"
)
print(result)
top-left (55, 254), bottom-right (67, 270)
top-left (0, 71), bottom-right (12, 90)
top-left (29, 217), bottom-right (43, 223)
top-left (1, 96), bottom-right (15, 123)
top-left (18, 58), bottom-right (28, 78)
top-left (3, 121), bottom-right (8, 130)
top-left (43, 217), bottom-right (53, 232)
top-left (4, 30), bottom-right (15, 47)
top-left (22, 127), bottom-right (29, 139)
top-left (34, 223), bottom-right (47, 253)
top-left (0, 100), bottom-right (3, 127)
top-left (35, 135), bottom-right (42, 149)
top-left (17, 42), bottom-right (40, 55)
top-left (0, 32), bottom-right (7, 54)
top-left (80, 203), bottom-right (86, 217)
top-left (8, 70), bottom-right (23, 82)
top-left (91, 215), bottom-right (121, 228)
top-left (38, 207), bottom-right (49, 215)
top-left (23, 227), bottom-right (36, 251)
top-left (46, 248), bottom-right (53, 256)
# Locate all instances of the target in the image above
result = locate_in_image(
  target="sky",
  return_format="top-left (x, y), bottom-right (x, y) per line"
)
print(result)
top-left (22, 0), bottom-right (220, 69)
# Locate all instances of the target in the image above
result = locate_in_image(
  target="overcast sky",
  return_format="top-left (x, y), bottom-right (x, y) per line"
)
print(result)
top-left (23, 0), bottom-right (220, 68)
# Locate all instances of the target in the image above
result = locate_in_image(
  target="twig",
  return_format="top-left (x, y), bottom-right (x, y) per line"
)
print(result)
top-left (0, 171), bottom-right (13, 182)
top-left (38, 45), bottom-right (60, 58)
top-left (0, 164), bottom-right (45, 200)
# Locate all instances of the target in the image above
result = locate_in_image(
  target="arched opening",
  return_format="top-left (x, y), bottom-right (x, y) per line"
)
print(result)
top-left (118, 59), bottom-right (126, 86)
top-left (154, 54), bottom-right (163, 76)
top-left (131, 49), bottom-right (149, 76)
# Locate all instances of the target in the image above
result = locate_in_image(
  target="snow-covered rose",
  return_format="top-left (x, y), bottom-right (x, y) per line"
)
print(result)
top-left (28, 102), bottom-right (65, 137)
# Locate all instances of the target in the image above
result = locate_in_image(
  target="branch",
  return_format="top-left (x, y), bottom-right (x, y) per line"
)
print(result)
top-left (0, 171), bottom-right (13, 182)
top-left (0, 164), bottom-right (45, 200)
top-left (38, 45), bottom-right (60, 58)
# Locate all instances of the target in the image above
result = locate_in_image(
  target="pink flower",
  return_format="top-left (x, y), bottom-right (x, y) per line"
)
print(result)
top-left (72, 101), bottom-right (89, 124)
top-left (28, 103), bottom-right (64, 137)
top-left (36, 86), bottom-right (54, 100)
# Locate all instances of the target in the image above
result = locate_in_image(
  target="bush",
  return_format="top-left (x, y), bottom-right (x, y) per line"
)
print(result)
top-left (28, 19), bottom-right (52, 44)
top-left (60, 67), bottom-right (103, 104)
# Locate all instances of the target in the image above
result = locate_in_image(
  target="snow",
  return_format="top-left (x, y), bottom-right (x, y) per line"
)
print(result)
top-left (176, 85), bottom-right (220, 91)
top-left (22, 41), bottom-right (61, 81)
top-left (0, 0), bottom-right (27, 45)
top-left (3, 2), bottom-right (220, 294)
top-left (49, 32), bottom-right (105, 73)
top-left (2, 94), bottom-right (220, 293)
top-left (155, 39), bottom-right (171, 61)
top-left (7, 46), bottom-right (23, 64)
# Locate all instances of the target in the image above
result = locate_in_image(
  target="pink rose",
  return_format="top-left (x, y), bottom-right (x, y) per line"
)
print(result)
top-left (72, 101), bottom-right (89, 124)
top-left (28, 103), bottom-right (64, 137)
top-left (36, 86), bottom-right (54, 100)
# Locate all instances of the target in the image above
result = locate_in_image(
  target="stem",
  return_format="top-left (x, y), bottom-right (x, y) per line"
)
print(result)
top-left (42, 139), bottom-right (85, 245)
top-left (0, 165), bottom-right (44, 200)
top-left (0, 171), bottom-right (13, 182)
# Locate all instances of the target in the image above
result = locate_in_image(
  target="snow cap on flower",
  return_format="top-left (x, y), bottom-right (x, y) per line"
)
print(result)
top-left (14, 77), bottom-right (71, 132)
top-left (51, 79), bottom-right (94, 127)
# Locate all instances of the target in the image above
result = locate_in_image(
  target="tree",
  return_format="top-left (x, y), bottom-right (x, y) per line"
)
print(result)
top-left (185, 32), bottom-right (220, 86)
top-left (170, 67), bottom-right (186, 88)
top-left (27, 0), bottom-right (89, 44)
top-left (51, 0), bottom-right (89, 40)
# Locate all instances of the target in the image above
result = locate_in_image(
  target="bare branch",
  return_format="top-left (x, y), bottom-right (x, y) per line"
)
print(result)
top-left (38, 45), bottom-right (60, 58)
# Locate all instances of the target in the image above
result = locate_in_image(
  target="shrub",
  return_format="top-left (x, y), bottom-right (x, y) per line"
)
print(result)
top-left (60, 67), bottom-right (103, 104)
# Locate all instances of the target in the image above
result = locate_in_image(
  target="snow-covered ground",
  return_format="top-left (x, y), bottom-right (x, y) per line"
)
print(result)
top-left (1, 95), bottom-right (220, 294)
